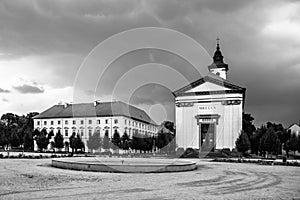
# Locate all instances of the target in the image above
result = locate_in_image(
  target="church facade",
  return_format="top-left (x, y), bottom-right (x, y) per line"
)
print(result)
top-left (174, 43), bottom-right (246, 152)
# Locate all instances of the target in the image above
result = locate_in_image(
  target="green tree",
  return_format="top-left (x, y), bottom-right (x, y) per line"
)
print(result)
top-left (10, 130), bottom-right (20, 148)
top-left (35, 129), bottom-right (50, 152)
top-left (64, 141), bottom-right (69, 152)
top-left (23, 128), bottom-right (34, 150)
top-left (103, 131), bottom-right (110, 151)
top-left (121, 131), bottom-right (130, 151)
top-left (87, 131), bottom-right (101, 152)
top-left (260, 127), bottom-right (281, 157)
top-left (286, 133), bottom-right (298, 156)
top-left (75, 134), bottom-right (85, 152)
top-left (0, 123), bottom-right (9, 149)
top-left (111, 130), bottom-right (121, 150)
top-left (69, 132), bottom-right (76, 154)
top-left (235, 130), bottom-right (251, 155)
top-left (54, 130), bottom-right (64, 151)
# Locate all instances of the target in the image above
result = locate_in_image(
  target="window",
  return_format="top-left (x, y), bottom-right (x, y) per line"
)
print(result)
top-left (51, 121), bottom-right (54, 125)
top-left (105, 119), bottom-right (108, 124)
top-left (88, 120), bottom-right (92, 124)
top-left (129, 121), bottom-right (131, 126)
top-left (58, 120), bottom-right (61, 125)
top-left (88, 129), bottom-right (92, 137)
top-left (81, 120), bottom-right (84, 125)
top-left (81, 129), bottom-right (84, 137)
top-left (73, 120), bottom-right (76, 125)
top-left (114, 119), bottom-right (118, 124)
top-left (65, 129), bottom-right (68, 136)
top-left (97, 120), bottom-right (100, 124)
top-left (125, 119), bottom-right (127, 125)
top-left (65, 120), bottom-right (68, 125)
top-left (44, 121), bottom-right (47, 125)
top-left (37, 121), bottom-right (40, 126)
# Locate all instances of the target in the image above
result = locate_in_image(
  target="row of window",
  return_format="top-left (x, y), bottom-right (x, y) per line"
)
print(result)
top-left (37, 119), bottom-right (118, 126)
top-left (37, 119), bottom-right (157, 131)
top-left (64, 128), bottom-right (155, 137)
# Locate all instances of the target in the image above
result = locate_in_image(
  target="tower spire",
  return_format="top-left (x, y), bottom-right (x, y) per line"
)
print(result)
top-left (208, 37), bottom-right (229, 79)
top-left (216, 37), bottom-right (220, 49)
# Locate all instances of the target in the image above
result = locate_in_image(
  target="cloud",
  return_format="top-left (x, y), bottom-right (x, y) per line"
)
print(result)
top-left (13, 84), bottom-right (44, 94)
top-left (0, 0), bottom-right (299, 127)
top-left (2, 98), bottom-right (8, 102)
top-left (0, 88), bottom-right (10, 93)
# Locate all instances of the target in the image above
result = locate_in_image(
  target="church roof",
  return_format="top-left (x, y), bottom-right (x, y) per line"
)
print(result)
top-left (33, 101), bottom-right (157, 125)
top-left (173, 72), bottom-right (246, 97)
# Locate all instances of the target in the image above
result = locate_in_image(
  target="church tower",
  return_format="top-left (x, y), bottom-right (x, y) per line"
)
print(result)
top-left (208, 38), bottom-right (229, 79)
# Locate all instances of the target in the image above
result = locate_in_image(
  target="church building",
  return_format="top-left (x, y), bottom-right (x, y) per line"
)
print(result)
top-left (174, 41), bottom-right (246, 152)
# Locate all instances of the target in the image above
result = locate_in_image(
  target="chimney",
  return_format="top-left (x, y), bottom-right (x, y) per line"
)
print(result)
top-left (94, 100), bottom-right (100, 107)
top-left (64, 102), bottom-right (69, 108)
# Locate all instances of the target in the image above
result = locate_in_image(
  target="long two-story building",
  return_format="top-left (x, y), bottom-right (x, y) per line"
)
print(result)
top-left (33, 101), bottom-right (158, 151)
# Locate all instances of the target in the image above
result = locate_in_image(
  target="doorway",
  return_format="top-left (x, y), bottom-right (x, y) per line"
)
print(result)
top-left (200, 123), bottom-right (215, 152)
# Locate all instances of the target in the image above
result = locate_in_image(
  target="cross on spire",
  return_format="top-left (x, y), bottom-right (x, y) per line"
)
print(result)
top-left (216, 37), bottom-right (220, 50)
top-left (216, 37), bottom-right (220, 45)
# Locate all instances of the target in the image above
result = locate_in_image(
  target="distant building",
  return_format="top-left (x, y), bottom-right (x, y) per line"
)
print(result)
top-left (174, 42), bottom-right (246, 152)
top-left (288, 123), bottom-right (300, 136)
top-left (33, 101), bottom-right (158, 151)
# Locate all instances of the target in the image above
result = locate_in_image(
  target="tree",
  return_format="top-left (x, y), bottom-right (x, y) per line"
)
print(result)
top-left (64, 141), bottom-right (69, 152)
top-left (0, 124), bottom-right (9, 149)
top-left (286, 133), bottom-right (298, 156)
top-left (35, 129), bottom-right (50, 152)
top-left (103, 131), bottom-right (110, 151)
top-left (260, 127), bottom-right (281, 157)
top-left (87, 131), bottom-right (101, 152)
top-left (111, 130), bottom-right (121, 151)
top-left (75, 134), bottom-right (85, 152)
top-left (121, 131), bottom-right (130, 151)
top-left (23, 128), bottom-right (34, 150)
top-left (69, 132), bottom-right (76, 154)
top-left (235, 130), bottom-right (251, 155)
top-left (54, 130), bottom-right (64, 151)
top-left (10, 131), bottom-right (20, 148)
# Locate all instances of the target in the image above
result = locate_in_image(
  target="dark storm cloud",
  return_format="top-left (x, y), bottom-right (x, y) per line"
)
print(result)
top-left (0, 0), bottom-right (159, 59)
top-left (0, 0), bottom-right (299, 126)
top-left (0, 88), bottom-right (10, 93)
top-left (13, 84), bottom-right (44, 94)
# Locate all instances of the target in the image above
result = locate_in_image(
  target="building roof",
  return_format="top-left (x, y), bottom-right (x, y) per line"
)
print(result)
top-left (33, 101), bottom-right (157, 125)
top-left (173, 72), bottom-right (246, 97)
top-left (288, 123), bottom-right (300, 130)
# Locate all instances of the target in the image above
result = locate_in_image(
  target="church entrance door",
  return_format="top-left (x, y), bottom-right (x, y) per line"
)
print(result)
top-left (200, 123), bottom-right (215, 152)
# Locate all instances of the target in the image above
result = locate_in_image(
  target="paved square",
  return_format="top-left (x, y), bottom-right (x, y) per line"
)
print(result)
top-left (0, 159), bottom-right (299, 199)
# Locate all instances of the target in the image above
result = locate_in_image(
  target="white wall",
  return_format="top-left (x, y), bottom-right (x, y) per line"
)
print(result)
top-left (175, 93), bottom-right (243, 151)
top-left (33, 116), bottom-right (158, 152)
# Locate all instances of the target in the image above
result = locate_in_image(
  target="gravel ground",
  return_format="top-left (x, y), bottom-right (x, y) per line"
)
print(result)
top-left (0, 158), bottom-right (299, 200)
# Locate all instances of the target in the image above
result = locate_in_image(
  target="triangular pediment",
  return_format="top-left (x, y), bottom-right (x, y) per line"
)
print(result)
top-left (185, 81), bottom-right (230, 92)
top-left (173, 74), bottom-right (245, 97)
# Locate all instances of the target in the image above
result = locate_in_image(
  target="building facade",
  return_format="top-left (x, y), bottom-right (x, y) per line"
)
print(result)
top-left (288, 123), bottom-right (300, 136)
top-left (174, 42), bottom-right (246, 152)
top-left (33, 101), bottom-right (158, 151)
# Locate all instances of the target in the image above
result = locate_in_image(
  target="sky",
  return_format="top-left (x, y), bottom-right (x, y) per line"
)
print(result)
top-left (0, 0), bottom-right (299, 127)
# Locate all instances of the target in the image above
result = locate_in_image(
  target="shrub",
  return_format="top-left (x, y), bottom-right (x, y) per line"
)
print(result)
top-left (176, 148), bottom-right (185, 156)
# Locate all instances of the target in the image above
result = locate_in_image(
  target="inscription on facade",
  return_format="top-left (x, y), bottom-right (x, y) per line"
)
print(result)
top-left (198, 106), bottom-right (216, 110)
